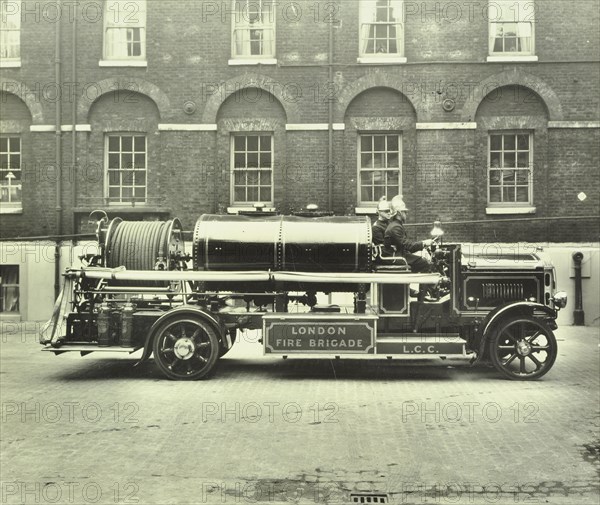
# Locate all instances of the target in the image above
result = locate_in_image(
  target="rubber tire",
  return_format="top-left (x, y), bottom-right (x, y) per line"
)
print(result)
top-left (489, 316), bottom-right (557, 381)
top-left (152, 316), bottom-right (219, 380)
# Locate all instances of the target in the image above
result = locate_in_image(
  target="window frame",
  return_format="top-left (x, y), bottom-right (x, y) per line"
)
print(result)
top-left (0, 135), bottom-right (22, 212)
top-left (487, 0), bottom-right (536, 61)
top-left (487, 131), bottom-right (534, 209)
top-left (104, 133), bottom-right (148, 206)
top-left (0, 0), bottom-right (21, 67)
top-left (230, 133), bottom-right (274, 206)
top-left (230, 0), bottom-right (276, 64)
top-left (358, 0), bottom-right (406, 64)
top-left (101, 0), bottom-right (147, 66)
top-left (357, 132), bottom-right (402, 206)
top-left (0, 265), bottom-right (20, 314)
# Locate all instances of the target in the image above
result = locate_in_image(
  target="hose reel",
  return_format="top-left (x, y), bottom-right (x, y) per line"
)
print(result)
top-left (101, 218), bottom-right (186, 271)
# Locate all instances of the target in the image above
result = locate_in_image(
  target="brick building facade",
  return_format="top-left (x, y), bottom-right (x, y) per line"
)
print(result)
top-left (1, 0), bottom-right (599, 318)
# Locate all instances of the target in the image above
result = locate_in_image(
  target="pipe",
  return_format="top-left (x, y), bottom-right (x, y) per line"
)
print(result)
top-left (72, 269), bottom-right (272, 282)
top-left (0, 233), bottom-right (95, 242)
top-left (71, 3), bottom-right (78, 235)
top-left (572, 251), bottom-right (585, 325)
top-left (68, 268), bottom-right (440, 285)
top-left (54, 0), bottom-right (63, 300)
top-left (327, 9), bottom-right (333, 211)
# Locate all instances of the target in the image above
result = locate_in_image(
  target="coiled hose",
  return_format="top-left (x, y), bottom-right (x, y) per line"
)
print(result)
top-left (104, 219), bottom-right (184, 285)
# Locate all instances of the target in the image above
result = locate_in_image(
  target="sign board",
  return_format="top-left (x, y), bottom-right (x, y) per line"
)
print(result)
top-left (376, 335), bottom-right (465, 356)
top-left (263, 314), bottom-right (376, 354)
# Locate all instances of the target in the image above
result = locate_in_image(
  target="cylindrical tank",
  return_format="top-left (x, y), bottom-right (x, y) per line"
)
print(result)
top-left (97, 303), bottom-right (113, 346)
top-left (193, 215), bottom-right (282, 271)
top-left (280, 216), bottom-right (371, 272)
top-left (119, 302), bottom-right (135, 347)
top-left (193, 214), bottom-right (372, 273)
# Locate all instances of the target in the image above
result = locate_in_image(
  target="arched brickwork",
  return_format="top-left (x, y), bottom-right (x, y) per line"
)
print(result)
top-left (79, 78), bottom-right (170, 122)
top-left (202, 73), bottom-right (300, 124)
top-left (0, 78), bottom-right (44, 124)
top-left (337, 72), bottom-right (420, 121)
top-left (462, 69), bottom-right (563, 122)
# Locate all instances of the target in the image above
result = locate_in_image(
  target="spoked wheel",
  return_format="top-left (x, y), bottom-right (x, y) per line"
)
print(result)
top-left (152, 317), bottom-right (219, 380)
top-left (490, 316), bottom-right (558, 380)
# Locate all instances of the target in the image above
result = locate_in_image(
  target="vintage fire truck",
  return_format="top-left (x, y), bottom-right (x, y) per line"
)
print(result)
top-left (40, 210), bottom-right (567, 381)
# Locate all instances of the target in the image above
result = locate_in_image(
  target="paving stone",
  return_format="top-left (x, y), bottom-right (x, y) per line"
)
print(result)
top-left (0, 324), bottom-right (598, 504)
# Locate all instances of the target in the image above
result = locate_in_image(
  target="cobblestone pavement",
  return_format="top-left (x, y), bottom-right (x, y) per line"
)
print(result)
top-left (1, 323), bottom-right (599, 505)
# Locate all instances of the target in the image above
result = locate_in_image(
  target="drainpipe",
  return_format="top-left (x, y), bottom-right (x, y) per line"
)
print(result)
top-left (327, 10), bottom-right (333, 212)
top-left (572, 251), bottom-right (585, 325)
top-left (54, 0), bottom-right (63, 300)
top-left (71, 3), bottom-right (78, 236)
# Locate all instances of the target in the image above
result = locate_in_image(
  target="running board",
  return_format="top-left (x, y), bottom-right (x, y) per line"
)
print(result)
top-left (376, 334), bottom-right (466, 357)
top-left (42, 345), bottom-right (142, 356)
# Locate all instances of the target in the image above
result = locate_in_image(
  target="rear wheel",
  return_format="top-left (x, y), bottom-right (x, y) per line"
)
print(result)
top-left (152, 316), bottom-right (219, 380)
top-left (489, 316), bottom-right (557, 380)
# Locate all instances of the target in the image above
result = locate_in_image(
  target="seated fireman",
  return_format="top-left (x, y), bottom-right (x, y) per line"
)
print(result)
top-left (383, 195), bottom-right (434, 273)
top-left (371, 196), bottom-right (392, 246)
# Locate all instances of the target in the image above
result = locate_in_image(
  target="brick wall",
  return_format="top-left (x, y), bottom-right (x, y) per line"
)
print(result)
top-left (0, 0), bottom-right (598, 242)
top-left (0, 93), bottom-right (55, 238)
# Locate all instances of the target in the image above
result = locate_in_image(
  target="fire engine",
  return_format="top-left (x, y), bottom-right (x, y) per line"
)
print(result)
top-left (40, 210), bottom-right (568, 381)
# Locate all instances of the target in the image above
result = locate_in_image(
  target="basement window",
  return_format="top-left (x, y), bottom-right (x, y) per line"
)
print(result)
top-left (0, 265), bottom-right (19, 313)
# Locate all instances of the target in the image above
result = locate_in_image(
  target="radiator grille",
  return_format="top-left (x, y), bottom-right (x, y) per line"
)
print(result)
top-left (463, 276), bottom-right (540, 309)
top-left (482, 282), bottom-right (524, 300)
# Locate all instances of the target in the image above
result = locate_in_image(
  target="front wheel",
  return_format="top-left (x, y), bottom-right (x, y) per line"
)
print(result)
top-left (152, 316), bottom-right (219, 380)
top-left (489, 316), bottom-right (558, 380)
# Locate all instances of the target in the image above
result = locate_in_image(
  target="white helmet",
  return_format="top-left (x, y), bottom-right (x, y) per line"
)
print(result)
top-left (376, 196), bottom-right (392, 212)
top-left (390, 195), bottom-right (408, 214)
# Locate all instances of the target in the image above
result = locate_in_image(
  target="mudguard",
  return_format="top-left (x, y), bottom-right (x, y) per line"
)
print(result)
top-left (136, 307), bottom-right (224, 364)
top-left (475, 301), bottom-right (558, 360)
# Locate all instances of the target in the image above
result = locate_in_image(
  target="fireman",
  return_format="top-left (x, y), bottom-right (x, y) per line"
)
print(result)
top-left (372, 196), bottom-right (392, 245)
top-left (384, 195), bottom-right (434, 273)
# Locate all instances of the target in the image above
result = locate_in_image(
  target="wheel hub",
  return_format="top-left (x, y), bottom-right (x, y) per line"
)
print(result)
top-left (516, 340), bottom-right (532, 356)
top-left (174, 338), bottom-right (195, 360)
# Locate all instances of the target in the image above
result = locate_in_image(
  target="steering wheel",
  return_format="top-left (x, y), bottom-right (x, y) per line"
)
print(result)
top-left (426, 236), bottom-right (441, 254)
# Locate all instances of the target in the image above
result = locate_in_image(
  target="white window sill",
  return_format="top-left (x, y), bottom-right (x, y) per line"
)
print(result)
top-left (228, 58), bottom-right (277, 66)
top-left (355, 207), bottom-right (377, 215)
top-left (357, 56), bottom-right (407, 64)
top-left (486, 206), bottom-right (536, 215)
top-left (486, 55), bottom-right (538, 62)
top-left (0, 313), bottom-right (21, 321)
top-left (99, 60), bottom-right (147, 67)
top-left (227, 206), bottom-right (276, 214)
top-left (107, 202), bottom-right (148, 207)
top-left (0, 206), bottom-right (23, 214)
top-left (0, 60), bottom-right (21, 68)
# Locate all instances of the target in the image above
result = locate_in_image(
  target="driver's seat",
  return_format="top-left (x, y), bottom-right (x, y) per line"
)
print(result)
top-left (372, 244), bottom-right (410, 272)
